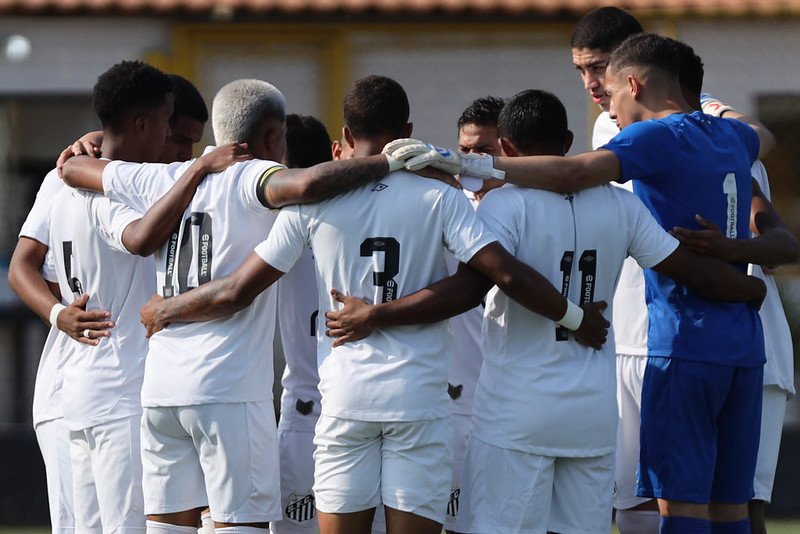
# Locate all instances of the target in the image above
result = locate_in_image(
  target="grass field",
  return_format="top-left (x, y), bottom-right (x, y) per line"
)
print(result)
top-left (3, 523), bottom-right (800, 533)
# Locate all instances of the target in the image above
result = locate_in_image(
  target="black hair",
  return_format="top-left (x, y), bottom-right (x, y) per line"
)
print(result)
top-left (169, 74), bottom-right (209, 124)
top-left (570, 7), bottom-right (644, 52)
top-left (673, 40), bottom-right (704, 99)
top-left (92, 60), bottom-right (173, 132)
top-left (344, 75), bottom-right (409, 139)
top-left (498, 89), bottom-right (569, 154)
top-left (457, 96), bottom-right (506, 129)
top-left (608, 33), bottom-right (681, 78)
top-left (285, 114), bottom-right (333, 168)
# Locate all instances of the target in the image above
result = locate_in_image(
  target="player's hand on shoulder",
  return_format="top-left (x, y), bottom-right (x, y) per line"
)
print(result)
top-left (140, 294), bottom-right (167, 338)
top-left (671, 214), bottom-right (736, 261)
top-left (325, 288), bottom-right (374, 347)
top-left (57, 293), bottom-right (114, 346)
top-left (198, 142), bottom-right (252, 173)
top-left (57, 130), bottom-right (103, 177)
top-left (382, 138), bottom-right (431, 172)
top-left (573, 300), bottom-right (609, 351)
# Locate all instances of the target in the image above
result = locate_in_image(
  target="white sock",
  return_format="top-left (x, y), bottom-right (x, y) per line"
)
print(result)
top-left (146, 521), bottom-right (200, 534)
top-left (198, 511), bottom-right (215, 534)
top-left (215, 527), bottom-right (269, 534)
top-left (616, 509), bottom-right (661, 534)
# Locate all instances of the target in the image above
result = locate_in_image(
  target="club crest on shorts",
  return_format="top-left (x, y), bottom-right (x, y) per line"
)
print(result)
top-left (295, 399), bottom-right (314, 415)
top-left (447, 487), bottom-right (460, 517)
top-left (286, 493), bottom-right (316, 522)
top-left (447, 383), bottom-right (463, 400)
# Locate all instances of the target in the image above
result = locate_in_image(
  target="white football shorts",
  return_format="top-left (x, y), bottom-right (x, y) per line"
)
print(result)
top-left (614, 353), bottom-right (650, 510)
top-left (456, 437), bottom-right (614, 534)
top-left (36, 417), bottom-right (75, 533)
top-left (313, 415), bottom-right (452, 524)
top-left (754, 385), bottom-right (789, 502)
top-left (270, 429), bottom-right (318, 534)
top-left (141, 401), bottom-right (281, 524)
top-left (69, 414), bottom-right (145, 533)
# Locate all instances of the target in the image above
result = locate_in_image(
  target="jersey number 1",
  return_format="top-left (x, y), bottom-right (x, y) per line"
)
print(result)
top-left (555, 249), bottom-right (597, 341)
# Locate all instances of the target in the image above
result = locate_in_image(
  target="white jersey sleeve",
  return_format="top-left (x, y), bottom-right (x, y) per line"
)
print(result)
top-left (42, 246), bottom-right (58, 284)
top-left (592, 111), bottom-right (620, 150)
top-left (20, 169), bottom-right (64, 243)
top-left (101, 160), bottom-right (185, 213)
top-left (621, 192), bottom-right (680, 269)
top-left (254, 206), bottom-right (308, 274)
top-left (749, 160), bottom-right (795, 394)
top-left (441, 186), bottom-right (497, 263)
top-left (474, 185), bottom-right (522, 254)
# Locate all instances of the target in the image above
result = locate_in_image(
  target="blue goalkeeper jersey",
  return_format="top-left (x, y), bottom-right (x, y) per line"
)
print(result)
top-left (603, 111), bottom-right (765, 367)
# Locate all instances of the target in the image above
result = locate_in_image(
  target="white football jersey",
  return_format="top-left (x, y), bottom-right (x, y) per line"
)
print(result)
top-left (471, 184), bottom-right (678, 456)
top-left (750, 161), bottom-right (795, 395)
top-left (48, 186), bottom-right (151, 431)
top-left (593, 112), bottom-right (649, 356)
top-left (255, 171), bottom-right (495, 422)
top-left (277, 246), bottom-right (322, 431)
top-left (19, 169), bottom-right (74, 426)
top-left (445, 190), bottom-right (484, 416)
top-left (101, 151), bottom-right (283, 407)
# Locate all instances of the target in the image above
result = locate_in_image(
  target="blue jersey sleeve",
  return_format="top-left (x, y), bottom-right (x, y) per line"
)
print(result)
top-left (727, 119), bottom-right (760, 164)
top-left (601, 120), bottom-right (675, 184)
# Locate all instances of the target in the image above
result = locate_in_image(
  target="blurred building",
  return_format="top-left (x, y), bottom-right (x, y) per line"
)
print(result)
top-left (0, 0), bottom-right (799, 522)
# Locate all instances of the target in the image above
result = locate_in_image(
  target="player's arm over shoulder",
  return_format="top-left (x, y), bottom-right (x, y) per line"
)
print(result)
top-left (494, 149), bottom-right (621, 194)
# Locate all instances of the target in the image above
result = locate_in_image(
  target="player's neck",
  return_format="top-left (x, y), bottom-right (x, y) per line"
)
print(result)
top-left (351, 139), bottom-right (383, 158)
top-left (100, 134), bottom-right (146, 163)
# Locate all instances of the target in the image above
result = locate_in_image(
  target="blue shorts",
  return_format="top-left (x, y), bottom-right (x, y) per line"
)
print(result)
top-left (637, 356), bottom-right (763, 504)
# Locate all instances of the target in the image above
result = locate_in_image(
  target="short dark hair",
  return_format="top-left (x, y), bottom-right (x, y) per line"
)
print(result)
top-left (609, 33), bottom-right (680, 78)
top-left (674, 40), bottom-right (704, 99)
top-left (571, 7), bottom-right (644, 52)
top-left (457, 96), bottom-right (506, 129)
top-left (169, 74), bottom-right (208, 124)
top-left (93, 60), bottom-right (173, 132)
top-left (344, 75), bottom-right (409, 139)
top-left (285, 114), bottom-right (333, 168)
top-left (498, 89), bottom-right (569, 154)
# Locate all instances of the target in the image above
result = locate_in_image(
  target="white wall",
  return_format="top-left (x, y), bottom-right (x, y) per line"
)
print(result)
top-left (0, 17), bottom-right (169, 94)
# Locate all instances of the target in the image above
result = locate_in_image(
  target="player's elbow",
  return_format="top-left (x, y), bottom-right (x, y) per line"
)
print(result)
top-left (61, 159), bottom-right (79, 188)
top-left (218, 277), bottom-right (258, 312)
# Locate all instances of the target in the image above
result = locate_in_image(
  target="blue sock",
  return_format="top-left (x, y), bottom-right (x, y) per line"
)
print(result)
top-left (660, 516), bottom-right (711, 533)
top-left (710, 519), bottom-right (751, 534)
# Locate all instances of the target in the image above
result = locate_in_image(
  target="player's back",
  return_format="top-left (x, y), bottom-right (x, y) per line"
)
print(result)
top-left (102, 156), bottom-right (283, 407)
top-left (604, 111), bottom-right (764, 366)
top-left (472, 183), bottom-right (678, 456)
top-left (269, 171), bottom-right (492, 422)
top-left (48, 186), bottom-right (152, 431)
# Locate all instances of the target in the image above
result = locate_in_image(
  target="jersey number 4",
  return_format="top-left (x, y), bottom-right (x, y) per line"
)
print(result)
top-left (162, 212), bottom-right (213, 297)
top-left (62, 241), bottom-right (84, 296)
top-left (555, 249), bottom-right (597, 341)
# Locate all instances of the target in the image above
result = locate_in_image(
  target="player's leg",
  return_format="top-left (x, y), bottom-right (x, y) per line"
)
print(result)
top-left (639, 357), bottom-right (736, 533)
top-left (380, 418), bottom-right (451, 534)
top-left (444, 413), bottom-right (470, 534)
top-left (188, 402), bottom-right (281, 530)
top-left (35, 418), bottom-right (75, 534)
top-left (270, 428), bottom-right (318, 534)
top-left (748, 385), bottom-right (788, 534)
top-left (89, 414), bottom-right (146, 532)
top-left (69, 428), bottom-right (102, 534)
top-left (615, 354), bottom-right (660, 534)
top-left (314, 415), bottom-right (381, 534)
top-left (708, 366), bottom-right (763, 533)
top-left (141, 406), bottom-right (208, 531)
top-left (455, 435), bottom-right (555, 534)
top-left (549, 453), bottom-right (614, 534)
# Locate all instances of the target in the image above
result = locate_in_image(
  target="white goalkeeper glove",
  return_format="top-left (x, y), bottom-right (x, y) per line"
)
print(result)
top-left (382, 138), bottom-right (432, 172)
top-left (404, 145), bottom-right (505, 192)
top-left (700, 92), bottom-right (735, 117)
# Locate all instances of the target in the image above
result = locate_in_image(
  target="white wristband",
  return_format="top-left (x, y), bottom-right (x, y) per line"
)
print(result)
top-left (49, 303), bottom-right (66, 327)
top-left (557, 301), bottom-right (583, 331)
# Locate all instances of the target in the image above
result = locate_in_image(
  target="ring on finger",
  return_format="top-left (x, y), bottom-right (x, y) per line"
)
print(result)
top-left (83, 328), bottom-right (91, 338)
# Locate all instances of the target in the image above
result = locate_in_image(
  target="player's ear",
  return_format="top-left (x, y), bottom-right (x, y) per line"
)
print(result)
top-left (343, 126), bottom-right (355, 149)
top-left (563, 130), bottom-right (574, 155)
top-left (402, 122), bottom-right (413, 138)
top-left (499, 137), bottom-right (517, 157)
top-left (134, 114), bottom-right (148, 135)
top-left (628, 74), bottom-right (642, 99)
